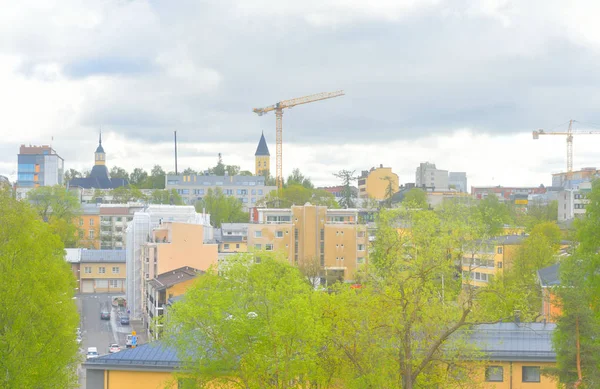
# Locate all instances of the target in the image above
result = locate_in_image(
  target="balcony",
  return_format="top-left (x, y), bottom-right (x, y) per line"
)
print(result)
top-left (101, 221), bottom-right (112, 226)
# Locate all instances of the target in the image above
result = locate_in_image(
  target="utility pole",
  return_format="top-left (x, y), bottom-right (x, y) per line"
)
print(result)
top-left (174, 131), bottom-right (178, 175)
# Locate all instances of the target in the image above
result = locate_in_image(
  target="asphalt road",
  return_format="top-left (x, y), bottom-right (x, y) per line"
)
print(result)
top-left (77, 293), bottom-right (132, 387)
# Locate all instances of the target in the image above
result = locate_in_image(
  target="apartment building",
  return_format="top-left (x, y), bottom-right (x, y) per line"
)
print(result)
top-left (558, 181), bottom-right (591, 222)
top-left (248, 204), bottom-right (369, 283)
top-left (100, 204), bottom-right (145, 250)
top-left (16, 144), bottom-right (64, 199)
top-left (138, 222), bottom-right (217, 327)
top-left (65, 249), bottom-right (126, 293)
top-left (165, 174), bottom-right (276, 211)
top-left (76, 204), bottom-right (101, 249)
top-left (218, 223), bottom-right (249, 253)
top-left (125, 205), bottom-right (212, 320)
top-left (358, 165), bottom-right (399, 200)
top-left (461, 235), bottom-right (525, 287)
top-left (146, 266), bottom-right (202, 340)
top-left (471, 186), bottom-right (547, 201)
top-left (552, 167), bottom-right (599, 189)
top-left (415, 162), bottom-right (448, 191)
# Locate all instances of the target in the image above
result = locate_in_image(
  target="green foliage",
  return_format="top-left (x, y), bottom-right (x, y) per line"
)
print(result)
top-left (258, 185), bottom-right (338, 209)
top-left (239, 170), bottom-right (253, 176)
top-left (476, 194), bottom-right (513, 235)
top-left (402, 187), bottom-right (427, 209)
top-left (0, 191), bottom-right (80, 388)
top-left (129, 168), bottom-right (149, 187)
top-left (27, 185), bottom-right (82, 247)
top-left (381, 175), bottom-right (397, 208)
top-left (333, 169), bottom-right (357, 208)
top-left (110, 185), bottom-right (148, 203)
top-left (182, 167), bottom-right (197, 175)
top-left (195, 188), bottom-right (248, 227)
top-left (167, 253), bottom-right (329, 388)
top-left (63, 168), bottom-right (82, 184)
top-left (519, 200), bottom-right (558, 231)
top-left (109, 166), bottom-right (129, 181)
top-left (286, 168), bottom-right (314, 189)
top-left (150, 189), bottom-right (184, 205)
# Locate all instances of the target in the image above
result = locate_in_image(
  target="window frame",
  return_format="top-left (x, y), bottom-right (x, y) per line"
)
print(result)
top-left (98, 267), bottom-right (106, 274)
top-left (254, 230), bottom-right (262, 238)
top-left (485, 366), bottom-right (504, 382)
top-left (522, 366), bottom-right (541, 383)
top-left (112, 267), bottom-right (120, 274)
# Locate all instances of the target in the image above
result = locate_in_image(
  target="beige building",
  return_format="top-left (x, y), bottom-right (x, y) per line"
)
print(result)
top-left (461, 236), bottom-right (524, 288)
top-left (66, 249), bottom-right (127, 293)
top-left (358, 165), bottom-right (399, 200)
top-left (139, 222), bottom-right (218, 326)
top-left (248, 205), bottom-right (368, 283)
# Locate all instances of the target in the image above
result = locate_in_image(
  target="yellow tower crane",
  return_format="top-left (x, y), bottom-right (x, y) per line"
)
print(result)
top-left (253, 90), bottom-right (345, 189)
top-left (533, 119), bottom-right (600, 175)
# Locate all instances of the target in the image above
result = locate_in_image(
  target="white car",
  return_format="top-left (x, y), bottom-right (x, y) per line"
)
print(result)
top-left (109, 344), bottom-right (120, 354)
top-left (86, 347), bottom-right (99, 359)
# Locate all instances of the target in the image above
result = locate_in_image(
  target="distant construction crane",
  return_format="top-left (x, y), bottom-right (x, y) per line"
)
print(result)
top-left (533, 119), bottom-right (600, 174)
top-left (253, 90), bottom-right (345, 189)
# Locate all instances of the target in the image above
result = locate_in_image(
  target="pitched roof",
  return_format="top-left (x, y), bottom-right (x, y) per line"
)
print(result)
top-left (538, 263), bottom-right (560, 287)
top-left (147, 266), bottom-right (202, 291)
top-left (69, 165), bottom-right (129, 190)
top-left (464, 322), bottom-right (556, 362)
top-left (83, 342), bottom-right (179, 371)
top-left (255, 132), bottom-right (270, 156)
top-left (80, 249), bottom-right (126, 263)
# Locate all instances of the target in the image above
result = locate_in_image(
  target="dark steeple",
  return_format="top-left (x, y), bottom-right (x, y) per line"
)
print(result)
top-left (95, 130), bottom-right (105, 153)
top-left (255, 132), bottom-right (270, 156)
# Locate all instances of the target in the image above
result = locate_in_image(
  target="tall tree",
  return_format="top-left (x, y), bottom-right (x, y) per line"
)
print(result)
top-left (167, 253), bottom-right (330, 388)
top-left (110, 186), bottom-right (132, 203)
top-left (477, 194), bottom-right (513, 235)
top-left (333, 169), bottom-right (357, 208)
top-left (63, 168), bottom-right (81, 184)
top-left (287, 168), bottom-right (314, 189)
top-left (210, 154), bottom-right (226, 176)
top-left (109, 166), bottom-right (129, 181)
top-left (0, 190), bottom-right (80, 388)
top-left (195, 188), bottom-right (247, 227)
top-left (381, 175), bottom-right (397, 208)
top-left (402, 187), bottom-right (428, 209)
top-left (150, 189), bottom-right (184, 205)
top-left (27, 185), bottom-right (82, 247)
top-left (182, 167), bottom-right (197, 175)
top-left (129, 168), bottom-right (149, 187)
top-left (257, 185), bottom-right (338, 209)
top-left (225, 165), bottom-right (240, 176)
top-left (149, 165), bottom-right (166, 189)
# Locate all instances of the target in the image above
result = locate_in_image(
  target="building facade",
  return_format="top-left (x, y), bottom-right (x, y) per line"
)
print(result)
top-left (557, 181), bottom-right (591, 222)
top-left (165, 174), bottom-right (276, 211)
top-left (248, 205), bottom-right (369, 283)
top-left (254, 132), bottom-right (270, 176)
top-left (100, 205), bottom-right (145, 250)
top-left (552, 167), bottom-right (599, 189)
top-left (471, 186), bottom-right (548, 201)
top-left (415, 162), bottom-right (448, 191)
top-left (448, 171), bottom-right (468, 192)
top-left (358, 165), bottom-right (399, 200)
top-left (76, 204), bottom-right (101, 249)
top-left (16, 144), bottom-right (64, 199)
top-left (66, 249), bottom-right (126, 293)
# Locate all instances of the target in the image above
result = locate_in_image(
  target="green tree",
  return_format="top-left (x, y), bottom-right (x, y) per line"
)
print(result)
top-left (129, 168), bottom-right (149, 187)
top-left (225, 165), bottom-right (240, 176)
top-left (0, 191), bottom-right (80, 388)
top-left (110, 186), bottom-right (132, 203)
top-left (195, 188), bottom-right (247, 227)
top-left (381, 175), bottom-right (397, 208)
top-left (333, 169), bottom-right (357, 208)
top-left (150, 189), bottom-right (184, 205)
top-left (239, 170), bottom-right (253, 176)
top-left (109, 166), bottom-right (129, 181)
top-left (149, 165), bottom-right (166, 189)
top-left (167, 254), bottom-right (329, 388)
top-left (63, 168), bottom-right (81, 184)
top-left (286, 168), bottom-right (314, 189)
top-left (402, 187), bottom-right (428, 209)
top-left (27, 185), bottom-right (82, 247)
top-left (477, 194), bottom-right (513, 235)
top-left (258, 185), bottom-right (337, 208)
top-left (182, 167), bottom-right (197, 175)
top-left (209, 153), bottom-right (226, 176)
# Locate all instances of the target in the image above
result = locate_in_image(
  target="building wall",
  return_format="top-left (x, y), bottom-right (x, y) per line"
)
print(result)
top-left (448, 172), bottom-right (467, 192)
top-left (541, 289), bottom-right (562, 323)
top-left (469, 361), bottom-right (557, 389)
top-left (416, 162), bottom-right (449, 191)
top-left (255, 155), bottom-right (270, 176)
top-left (103, 370), bottom-right (175, 389)
top-left (461, 243), bottom-right (521, 287)
top-left (219, 241), bottom-right (248, 253)
top-left (166, 278), bottom-right (197, 300)
top-left (358, 166), bottom-right (399, 200)
top-left (80, 262), bottom-right (126, 293)
top-left (75, 214), bottom-right (101, 249)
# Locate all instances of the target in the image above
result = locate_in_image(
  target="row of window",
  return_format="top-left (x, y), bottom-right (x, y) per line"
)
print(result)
top-left (168, 181), bottom-right (263, 186)
top-left (574, 193), bottom-right (586, 199)
top-left (79, 230), bottom-right (96, 239)
top-left (462, 271), bottom-right (494, 282)
top-left (462, 258), bottom-right (500, 268)
top-left (83, 266), bottom-right (121, 274)
top-left (254, 244), bottom-right (274, 251)
top-left (486, 366), bottom-right (541, 383)
top-left (574, 203), bottom-right (586, 209)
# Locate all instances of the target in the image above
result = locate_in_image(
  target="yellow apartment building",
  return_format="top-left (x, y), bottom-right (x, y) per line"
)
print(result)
top-left (358, 165), bottom-right (399, 200)
top-left (83, 322), bottom-right (559, 389)
top-left (219, 223), bottom-right (249, 253)
top-left (65, 249), bottom-right (126, 293)
top-left (138, 222), bottom-right (218, 322)
top-left (74, 204), bottom-right (101, 249)
top-left (248, 205), bottom-right (368, 283)
top-left (145, 266), bottom-right (202, 340)
top-left (461, 235), bottom-right (525, 287)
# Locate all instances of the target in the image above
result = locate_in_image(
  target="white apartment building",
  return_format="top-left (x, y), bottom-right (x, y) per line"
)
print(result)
top-left (415, 162), bottom-right (449, 191)
top-left (558, 181), bottom-right (591, 222)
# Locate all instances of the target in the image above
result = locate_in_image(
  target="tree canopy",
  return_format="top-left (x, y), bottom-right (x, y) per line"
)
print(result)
top-left (402, 187), bottom-right (428, 209)
top-left (0, 190), bottom-right (80, 388)
top-left (195, 188), bottom-right (248, 227)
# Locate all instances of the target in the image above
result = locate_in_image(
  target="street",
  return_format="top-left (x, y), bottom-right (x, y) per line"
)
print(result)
top-left (76, 293), bottom-right (134, 387)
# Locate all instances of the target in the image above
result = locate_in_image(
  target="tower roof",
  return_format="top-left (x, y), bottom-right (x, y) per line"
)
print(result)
top-left (255, 132), bottom-right (270, 156)
top-left (95, 131), bottom-right (105, 153)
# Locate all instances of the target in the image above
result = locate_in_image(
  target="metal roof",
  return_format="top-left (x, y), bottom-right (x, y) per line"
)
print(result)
top-left (537, 263), bottom-right (560, 287)
top-left (464, 322), bottom-right (556, 362)
top-left (147, 266), bottom-right (202, 291)
top-left (84, 342), bottom-right (179, 370)
top-left (80, 249), bottom-right (126, 263)
top-left (255, 132), bottom-right (270, 156)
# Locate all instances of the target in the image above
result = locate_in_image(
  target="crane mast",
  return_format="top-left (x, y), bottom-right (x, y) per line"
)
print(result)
top-left (253, 90), bottom-right (345, 189)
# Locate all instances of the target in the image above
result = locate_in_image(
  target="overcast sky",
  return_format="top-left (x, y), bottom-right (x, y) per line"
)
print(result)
top-left (2, 0), bottom-right (600, 188)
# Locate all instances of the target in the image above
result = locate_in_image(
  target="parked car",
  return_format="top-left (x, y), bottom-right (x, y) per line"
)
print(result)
top-left (109, 343), bottom-right (120, 353)
top-left (86, 347), bottom-right (99, 359)
top-left (120, 315), bottom-right (130, 325)
top-left (100, 310), bottom-right (110, 320)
